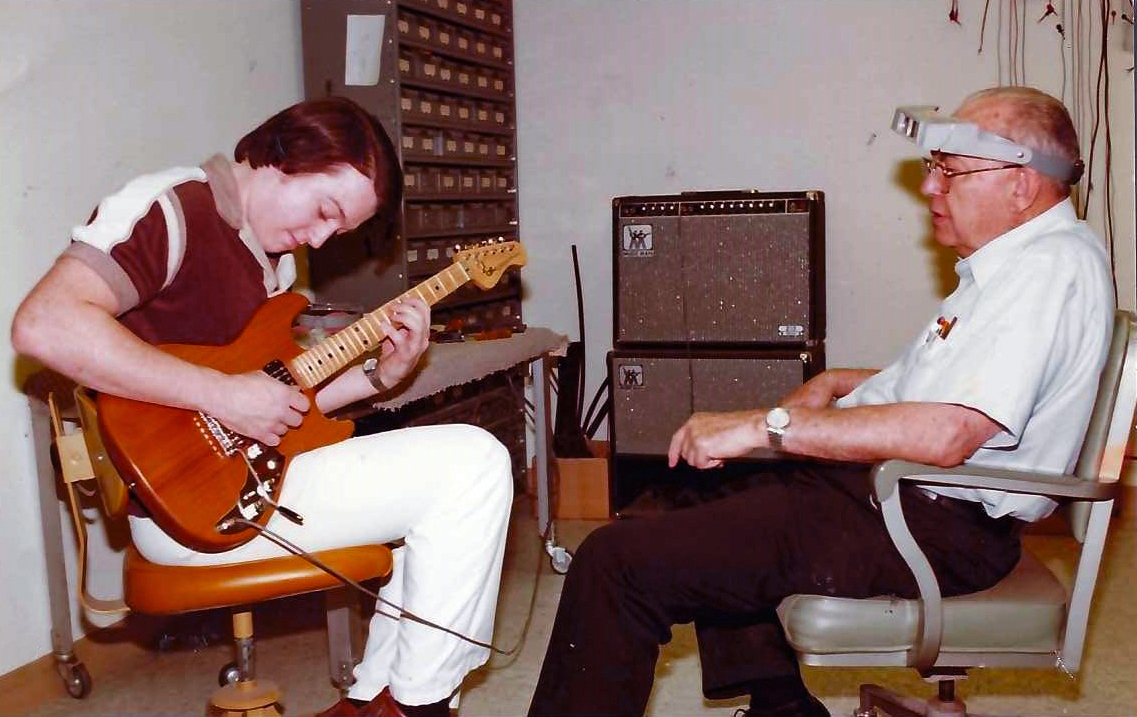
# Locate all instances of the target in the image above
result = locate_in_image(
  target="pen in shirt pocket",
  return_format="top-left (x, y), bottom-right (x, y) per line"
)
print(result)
top-left (925, 315), bottom-right (958, 345)
top-left (936, 315), bottom-right (958, 340)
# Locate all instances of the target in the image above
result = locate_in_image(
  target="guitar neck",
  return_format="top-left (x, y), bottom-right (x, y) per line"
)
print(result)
top-left (288, 261), bottom-right (471, 389)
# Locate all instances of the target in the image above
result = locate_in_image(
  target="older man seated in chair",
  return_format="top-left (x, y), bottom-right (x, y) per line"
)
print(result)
top-left (528, 85), bottom-right (1115, 717)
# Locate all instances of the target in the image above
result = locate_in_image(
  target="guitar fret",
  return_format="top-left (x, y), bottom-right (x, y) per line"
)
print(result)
top-left (356, 315), bottom-right (380, 346)
top-left (310, 361), bottom-right (329, 384)
top-left (303, 360), bottom-right (321, 384)
top-left (360, 316), bottom-right (383, 344)
top-left (349, 323), bottom-right (376, 350)
top-left (344, 327), bottom-right (367, 353)
top-left (338, 340), bottom-right (357, 365)
top-left (297, 361), bottom-right (318, 387)
top-left (290, 357), bottom-right (314, 387)
top-left (328, 340), bottom-right (351, 373)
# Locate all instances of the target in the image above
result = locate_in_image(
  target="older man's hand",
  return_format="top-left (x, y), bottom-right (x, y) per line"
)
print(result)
top-left (667, 409), bottom-right (766, 470)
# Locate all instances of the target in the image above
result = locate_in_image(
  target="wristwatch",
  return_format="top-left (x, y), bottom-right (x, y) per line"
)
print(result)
top-left (361, 357), bottom-right (387, 392)
top-left (765, 407), bottom-right (791, 451)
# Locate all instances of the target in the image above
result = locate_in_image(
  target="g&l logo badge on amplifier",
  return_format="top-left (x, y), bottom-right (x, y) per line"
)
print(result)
top-left (621, 224), bottom-right (654, 256)
top-left (617, 363), bottom-right (645, 389)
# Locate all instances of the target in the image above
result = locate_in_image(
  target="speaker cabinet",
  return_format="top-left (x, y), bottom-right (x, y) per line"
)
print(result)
top-left (608, 348), bottom-right (823, 458)
top-left (613, 190), bottom-right (824, 347)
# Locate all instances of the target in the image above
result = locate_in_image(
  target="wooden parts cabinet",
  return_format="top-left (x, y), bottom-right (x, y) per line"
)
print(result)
top-left (301, 0), bottom-right (527, 476)
top-left (300, 0), bottom-right (521, 335)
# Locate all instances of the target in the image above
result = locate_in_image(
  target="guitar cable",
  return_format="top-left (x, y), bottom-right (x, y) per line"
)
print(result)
top-left (226, 513), bottom-right (545, 659)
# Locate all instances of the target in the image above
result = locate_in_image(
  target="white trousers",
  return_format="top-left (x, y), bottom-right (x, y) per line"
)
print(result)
top-left (129, 423), bottom-right (514, 706)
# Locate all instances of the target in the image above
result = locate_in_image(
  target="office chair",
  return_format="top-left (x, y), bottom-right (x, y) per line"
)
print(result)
top-left (36, 384), bottom-right (393, 715)
top-left (778, 310), bottom-right (1137, 717)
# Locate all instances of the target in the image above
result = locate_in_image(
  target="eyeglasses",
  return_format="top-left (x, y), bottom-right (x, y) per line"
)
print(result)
top-left (922, 157), bottom-right (1021, 180)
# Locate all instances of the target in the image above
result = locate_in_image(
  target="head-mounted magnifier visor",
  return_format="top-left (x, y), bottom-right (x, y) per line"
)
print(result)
top-left (892, 105), bottom-right (1083, 185)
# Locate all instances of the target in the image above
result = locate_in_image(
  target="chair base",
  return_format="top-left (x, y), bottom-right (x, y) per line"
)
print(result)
top-left (209, 679), bottom-right (282, 716)
top-left (855, 682), bottom-right (976, 717)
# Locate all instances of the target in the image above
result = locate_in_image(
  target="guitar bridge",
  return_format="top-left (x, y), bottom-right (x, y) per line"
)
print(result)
top-left (195, 413), bottom-right (243, 458)
top-left (215, 442), bottom-right (292, 533)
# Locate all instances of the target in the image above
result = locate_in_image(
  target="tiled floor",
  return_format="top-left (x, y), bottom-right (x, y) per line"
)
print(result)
top-left (2, 497), bottom-right (1134, 716)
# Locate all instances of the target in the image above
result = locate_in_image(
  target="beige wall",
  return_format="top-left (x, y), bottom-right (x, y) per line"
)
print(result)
top-left (512, 0), bottom-right (1134, 391)
top-left (1, 0), bottom-right (1132, 679)
top-left (0, 0), bottom-right (305, 677)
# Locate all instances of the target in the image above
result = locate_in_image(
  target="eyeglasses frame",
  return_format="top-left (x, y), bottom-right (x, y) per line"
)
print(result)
top-left (921, 156), bottom-right (1022, 180)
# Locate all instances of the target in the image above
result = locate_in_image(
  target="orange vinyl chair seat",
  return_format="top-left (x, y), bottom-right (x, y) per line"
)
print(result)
top-left (123, 543), bottom-right (393, 615)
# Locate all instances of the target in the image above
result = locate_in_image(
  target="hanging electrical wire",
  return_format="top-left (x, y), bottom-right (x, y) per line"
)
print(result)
top-left (1083, 1), bottom-right (1107, 219)
top-left (1055, 2), bottom-right (1068, 104)
top-left (979, 0), bottom-right (993, 55)
top-left (1009, 0), bottom-right (1017, 84)
top-left (1021, 0), bottom-right (1029, 83)
top-left (969, 0), bottom-right (1123, 296)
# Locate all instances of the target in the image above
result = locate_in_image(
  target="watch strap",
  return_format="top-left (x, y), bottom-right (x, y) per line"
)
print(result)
top-left (362, 358), bottom-right (387, 392)
top-left (767, 425), bottom-right (785, 451)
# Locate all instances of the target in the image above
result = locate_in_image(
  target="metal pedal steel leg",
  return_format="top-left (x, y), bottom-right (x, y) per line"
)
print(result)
top-left (325, 587), bottom-right (358, 691)
top-left (532, 356), bottom-right (573, 574)
top-left (29, 396), bottom-right (92, 698)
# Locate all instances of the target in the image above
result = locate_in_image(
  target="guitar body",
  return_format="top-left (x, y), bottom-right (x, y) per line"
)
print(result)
top-left (93, 241), bottom-right (527, 553)
top-left (97, 293), bottom-right (354, 552)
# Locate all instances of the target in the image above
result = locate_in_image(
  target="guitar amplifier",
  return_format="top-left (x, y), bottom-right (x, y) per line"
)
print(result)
top-left (608, 347), bottom-right (823, 458)
top-left (613, 190), bottom-right (824, 348)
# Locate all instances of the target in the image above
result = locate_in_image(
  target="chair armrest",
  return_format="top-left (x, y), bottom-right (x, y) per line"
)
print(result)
top-left (872, 459), bottom-right (1116, 503)
top-left (866, 460), bottom-right (1112, 674)
top-left (871, 483), bottom-right (943, 673)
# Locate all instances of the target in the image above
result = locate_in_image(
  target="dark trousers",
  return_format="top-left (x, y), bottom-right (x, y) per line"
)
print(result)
top-left (528, 461), bottom-right (1025, 716)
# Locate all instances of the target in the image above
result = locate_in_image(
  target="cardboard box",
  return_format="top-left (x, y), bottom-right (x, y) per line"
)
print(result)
top-left (529, 440), bottom-right (610, 520)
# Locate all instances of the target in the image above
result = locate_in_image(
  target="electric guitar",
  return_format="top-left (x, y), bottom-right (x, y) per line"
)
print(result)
top-left (96, 241), bottom-right (526, 552)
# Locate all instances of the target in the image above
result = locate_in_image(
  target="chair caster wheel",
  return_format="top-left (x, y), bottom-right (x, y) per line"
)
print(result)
top-left (54, 654), bottom-right (91, 699)
top-left (548, 546), bottom-right (573, 574)
top-left (218, 661), bottom-right (241, 686)
top-left (61, 661), bottom-right (91, 698)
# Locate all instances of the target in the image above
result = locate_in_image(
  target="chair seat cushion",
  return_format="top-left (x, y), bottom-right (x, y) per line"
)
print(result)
top-left (124, 543), bottom-right (393, 614)
top-left (778, 551), bottom-right (1067, 655)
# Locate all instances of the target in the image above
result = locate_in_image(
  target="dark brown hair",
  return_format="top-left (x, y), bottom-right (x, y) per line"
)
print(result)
top-left (235, 96), bottom-right (403, 227)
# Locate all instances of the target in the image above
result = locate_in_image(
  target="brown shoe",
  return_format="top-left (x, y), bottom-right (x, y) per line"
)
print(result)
top-left (372, 687), bottom-right (453, 717)
top-left (370, 688), bottom-right (412, 716)
top-left (315, 688), bottom-right (408, 717)
top-left (315, 696), bottom-right (366, 717)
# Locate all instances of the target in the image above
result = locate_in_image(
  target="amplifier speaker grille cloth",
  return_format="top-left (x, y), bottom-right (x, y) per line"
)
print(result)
top-left (614, 194), bottom-right (822, 346)
top-left (610, 352), bottom-right (810, 457)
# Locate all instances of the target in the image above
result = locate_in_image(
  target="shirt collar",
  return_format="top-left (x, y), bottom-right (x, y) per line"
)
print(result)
top-left (957, 198), bottom-right (1078, 289)
top-left (200, 154), bottom-right (296, 296)
top-left (201, 154), bottom-right (243, 230)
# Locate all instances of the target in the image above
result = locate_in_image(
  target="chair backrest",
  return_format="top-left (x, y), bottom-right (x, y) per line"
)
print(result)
top-left (1058, 310), bottom-right (1136, 671)
top-left (1068, 310), bottom-right (1137, 541)
top-left (72, 387), bottom-right (131, 520)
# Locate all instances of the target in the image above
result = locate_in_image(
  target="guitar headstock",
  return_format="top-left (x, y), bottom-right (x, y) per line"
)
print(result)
top-left (454, 240), bottom-right (527, 289)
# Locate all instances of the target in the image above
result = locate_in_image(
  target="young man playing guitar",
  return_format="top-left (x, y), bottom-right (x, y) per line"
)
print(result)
top-left (12, 97), bottom-right (513, 717)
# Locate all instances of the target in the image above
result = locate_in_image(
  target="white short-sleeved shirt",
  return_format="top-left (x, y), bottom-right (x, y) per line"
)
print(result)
top-left (835, 199), bottom-right (1114, 521)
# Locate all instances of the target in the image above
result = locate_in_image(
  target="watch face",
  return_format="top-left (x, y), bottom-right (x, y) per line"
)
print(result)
top-left (363, 357), bottom-right (379, 372)
top-left (767, 407), bottom-right (790, 429)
